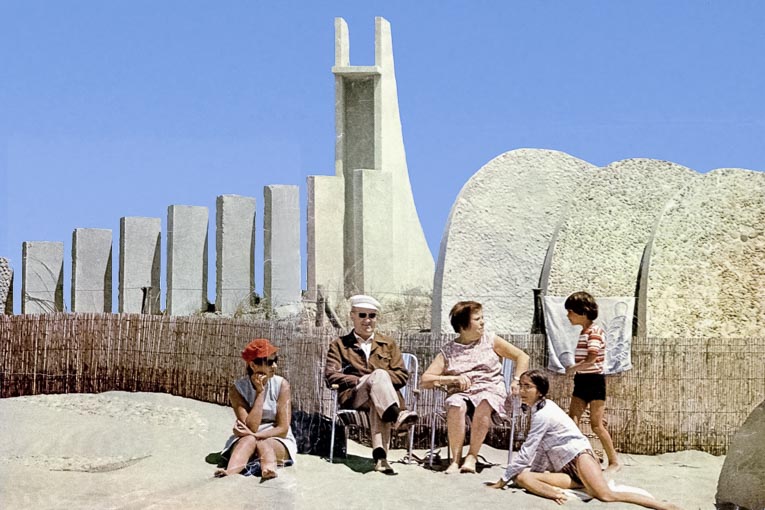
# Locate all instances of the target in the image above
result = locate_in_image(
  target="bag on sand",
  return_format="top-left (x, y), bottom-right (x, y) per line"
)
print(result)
top-left (290, 409), bottom-right (347, 459)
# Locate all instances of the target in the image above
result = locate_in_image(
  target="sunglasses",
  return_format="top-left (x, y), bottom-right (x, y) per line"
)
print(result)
top-left (354, 312), bottom-right (377, 319)
top-left (253, 356), bottom-right (278, 367)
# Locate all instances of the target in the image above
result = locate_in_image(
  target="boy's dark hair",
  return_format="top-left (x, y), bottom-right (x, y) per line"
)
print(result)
top-left (449, 301), bottom-right (483, 333)
top-left (521, 369), bottom-right (550, 397)
top-left (564, 291), bottom-right (598, 320)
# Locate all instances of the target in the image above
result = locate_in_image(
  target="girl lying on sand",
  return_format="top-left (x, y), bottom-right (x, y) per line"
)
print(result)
top-left (487, 370), bottom-right (680, 510)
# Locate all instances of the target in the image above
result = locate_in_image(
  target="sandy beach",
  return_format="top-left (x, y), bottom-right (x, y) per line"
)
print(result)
top-left (0, 391), bottom-right (721, 509)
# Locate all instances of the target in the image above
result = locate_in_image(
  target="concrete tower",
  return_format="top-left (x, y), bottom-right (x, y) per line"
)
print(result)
top-left (307, 17), bottom-right (434, 308)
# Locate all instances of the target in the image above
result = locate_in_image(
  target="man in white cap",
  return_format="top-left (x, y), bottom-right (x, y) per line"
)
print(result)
top-left (325, 294), bottom-right (418, 474)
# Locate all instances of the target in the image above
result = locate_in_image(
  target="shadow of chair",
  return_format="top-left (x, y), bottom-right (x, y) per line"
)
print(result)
top-left (328, 352), bottom-right (420, 464)
top-left (427, 357), bottom-right (524, 469)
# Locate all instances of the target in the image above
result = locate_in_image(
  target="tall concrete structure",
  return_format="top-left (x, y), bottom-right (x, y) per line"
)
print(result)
top-left (119, 217), bottom-right (161, 314)
top-left (0, 257), bottom-right (13, 314)
top-left (167, 205), bottom-right (208, 316)
top-left (216, 195), bottom-right (256, 315)
top-left (264, 185), bottom-right (302, 317)
top-left (307, 17), bottom-right (434, 308)
top-left (21, 241), bottom-right (64, 314)
top-left (71, 228), bottom-right (113, 313)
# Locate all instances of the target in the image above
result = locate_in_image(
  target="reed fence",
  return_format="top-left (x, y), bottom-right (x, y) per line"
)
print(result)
top-left (1, 313), bottom-right (762, 455)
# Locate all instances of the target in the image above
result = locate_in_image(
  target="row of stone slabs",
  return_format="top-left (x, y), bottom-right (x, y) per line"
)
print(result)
top-left (433, 148), bottom-right (764, 338)
top-left (12, 188), bottom-right (301, 317)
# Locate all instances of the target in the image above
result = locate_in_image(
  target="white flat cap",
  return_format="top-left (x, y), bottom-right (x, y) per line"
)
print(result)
top-left (349, 294), bottom-right (381, 311)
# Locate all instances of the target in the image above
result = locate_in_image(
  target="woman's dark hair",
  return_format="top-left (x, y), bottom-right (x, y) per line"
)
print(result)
top-left (564, 291), bottom-right (598, 320)
top-left (521, 369), bottom-right (549, 397)
top-left (449, 301), bottom-right (482, 333)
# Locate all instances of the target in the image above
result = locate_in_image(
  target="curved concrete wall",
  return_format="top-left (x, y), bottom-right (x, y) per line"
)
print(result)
top-left (432, 149), bottom-right (594, 334)
top-left (436, 153), bottom-right (763, 338)
top-left (546, 158), bottom-right (696, 298)
top-left (646, 168), bottom-right (765, 337)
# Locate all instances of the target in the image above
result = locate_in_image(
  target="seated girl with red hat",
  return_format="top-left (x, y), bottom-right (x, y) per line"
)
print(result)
top-left (214, 338), bottom-right (297, 480)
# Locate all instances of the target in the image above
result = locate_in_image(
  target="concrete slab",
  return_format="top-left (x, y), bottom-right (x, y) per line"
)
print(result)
top-left (216, 195), bottom-right (256, 315)
top-left (264, 185), bottom-right (301, 317)
top-left (0, 257), bottom-right (12, 314)
top-left (119, 217), bottom-right (161, 314)
top-left (307, 175), bottom-right (344, 308)
top-left (167, 205), bottom-right (208, 316)
top-left (21, 241), bottom-right (64, 314)
top-left (71, 228), bottom-right (113, 313)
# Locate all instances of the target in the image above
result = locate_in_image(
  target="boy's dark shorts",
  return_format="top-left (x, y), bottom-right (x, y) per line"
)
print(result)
top-left (573, 373), bottom-right (606, 402)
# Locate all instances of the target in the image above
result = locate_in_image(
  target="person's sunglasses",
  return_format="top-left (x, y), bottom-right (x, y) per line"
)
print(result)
top-left (355, 312), bottom-right (377, 319)
top-left (254, 356), bottom-right (278, 366)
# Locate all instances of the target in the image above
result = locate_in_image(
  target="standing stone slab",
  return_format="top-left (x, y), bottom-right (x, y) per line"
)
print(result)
top-left (0, 257), bottom-right (13, 314)
top-left (546, 159), bottom-right (697, 303)
top-left (216, 195), bottom-right (256, 315)
top-left (646, 168), bottom-right (765, 337)
top-left (433, 149), bottom-right (595, 334)
top-left (167, 205), bottom-right (208, 316)
top-left (264, 185), bottom-right (301, 317)
top-left (22, 241), bottom-right (64, 314)
top-left (119, 217), bottom-right (161, 314)
top-left (307, 175), bottom-right (344, 307)
top-left (71, 228), bottom-right (113, 313)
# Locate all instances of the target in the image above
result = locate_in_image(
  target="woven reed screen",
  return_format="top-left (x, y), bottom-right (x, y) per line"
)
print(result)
top-left (1, 313), bottom-right (762, 455)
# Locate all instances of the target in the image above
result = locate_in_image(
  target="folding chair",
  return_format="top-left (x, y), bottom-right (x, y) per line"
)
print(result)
top-left (427, 357), bottom-right (521, 468)
top-left (328, 352), bottom-right (420, 464)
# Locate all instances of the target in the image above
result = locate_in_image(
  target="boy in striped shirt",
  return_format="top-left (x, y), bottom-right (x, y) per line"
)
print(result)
top-left (564, 291), bottom-right (621, 473)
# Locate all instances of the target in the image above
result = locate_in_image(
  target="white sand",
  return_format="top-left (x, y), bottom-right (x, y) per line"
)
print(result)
top-left (0, 392), bottom-right (722, 509)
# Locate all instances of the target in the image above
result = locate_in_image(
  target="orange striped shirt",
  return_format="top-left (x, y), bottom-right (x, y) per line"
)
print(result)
top-left (574, 324), bottom-right (605, 374)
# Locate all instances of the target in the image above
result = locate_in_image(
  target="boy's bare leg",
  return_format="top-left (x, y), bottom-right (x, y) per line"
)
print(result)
top-left (568, 396), bottom-right (587, 426)
top-left (590, 400), bottom-right (621, 472)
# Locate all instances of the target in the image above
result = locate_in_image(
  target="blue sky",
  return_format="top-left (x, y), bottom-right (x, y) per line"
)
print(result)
top-left (2, 1), bottom-right (764, 313)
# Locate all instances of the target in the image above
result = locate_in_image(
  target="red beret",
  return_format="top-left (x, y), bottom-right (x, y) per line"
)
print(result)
top-left (241, 338), bottom-right (279, 362)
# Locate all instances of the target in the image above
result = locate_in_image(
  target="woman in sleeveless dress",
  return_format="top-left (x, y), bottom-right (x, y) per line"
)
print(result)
top-left (215, 338), bottom-right (297, 480)
top-left (422, 301), bottom-right (529, 474)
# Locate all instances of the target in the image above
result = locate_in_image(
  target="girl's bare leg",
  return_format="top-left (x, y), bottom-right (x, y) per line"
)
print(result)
top-left (216, 436), bottom-right (257, 477)
top-left (462, 400), bottom-right (493, 473)
top-left (446, 404), bottom-right (467, 474)
top-left (515, 469), bottom-right (578, 505)
top-left (257, 438), bottom-right (289, 480)
top-left (590, 400), bottom-right (621, 472)
top-left (577, 451), bottom-right (681, 510)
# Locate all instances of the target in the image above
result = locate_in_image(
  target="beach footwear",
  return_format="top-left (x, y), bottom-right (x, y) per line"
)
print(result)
top-left (393, 410), bottom-right (419, 431)
top-left (374, 459), bottom-right (397, 475)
